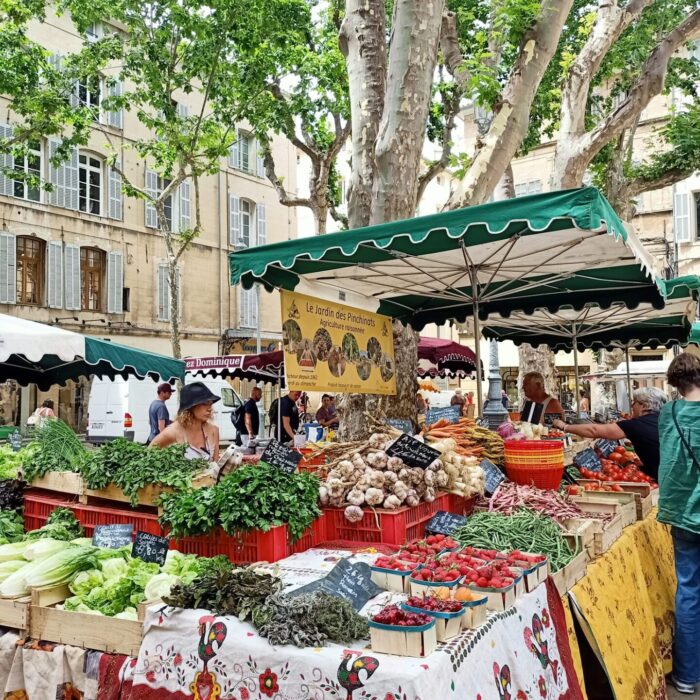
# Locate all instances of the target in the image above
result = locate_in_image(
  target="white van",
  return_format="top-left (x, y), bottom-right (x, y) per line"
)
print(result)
top-left (86, 375), bottom-right (242, 445)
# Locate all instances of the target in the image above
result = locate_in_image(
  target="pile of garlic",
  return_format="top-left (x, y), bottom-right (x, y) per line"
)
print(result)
top-left (319, 432), bottom-right (451, 522)
top-left (427, 438), bottom-right (486, 499)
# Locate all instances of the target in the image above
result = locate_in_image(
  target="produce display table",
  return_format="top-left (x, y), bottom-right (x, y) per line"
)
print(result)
top-left (0, 548), bottom-right (585, 700)
top-left (567, 510), bottom-right (674, 700)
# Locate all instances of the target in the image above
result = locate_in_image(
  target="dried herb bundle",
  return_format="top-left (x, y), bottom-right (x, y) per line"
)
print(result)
top-left (251, 592), bottom-right (369, 648)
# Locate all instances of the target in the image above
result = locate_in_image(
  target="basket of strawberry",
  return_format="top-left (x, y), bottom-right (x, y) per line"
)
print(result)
top-left (371, 555), bottom-right (419, 593)
top-left (369, 605), bottom-right (437, 657)
top-left (401, 594), bottom-right (465, 642)
top-left (464, 562), bottom-right (521, 611)
top-left (408, 561), bottom-right (462, 595)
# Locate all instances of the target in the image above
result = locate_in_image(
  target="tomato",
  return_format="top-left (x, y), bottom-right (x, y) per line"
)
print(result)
top-left (608, 453), bottom-right (623, 463)
top-left (613, 446), bottom-right (627, 455)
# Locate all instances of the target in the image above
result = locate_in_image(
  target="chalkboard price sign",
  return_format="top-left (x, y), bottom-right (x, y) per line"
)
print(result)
top-left (287, 559), bottom-right (381, 611)
top-left (595, 439), bottom-right (619, 459)
top-left (425, 405), bottom-right (461, 426)
top-left (92, 524), bottom-right (133, 549)
top-left (132, 531), bottom-right (170, 565)
top-left (425, 510), bottom-right (468, 537)
top-left (573, 447), bottom-right (602, 473)
top-left (481, 458), bottom-right (506, 495)
top-left (261, 439), bottom-right (302, 474)
top-left (386, 419), bottom-right (413, 434)
top-left (386, 433), bottom-right (441, 469)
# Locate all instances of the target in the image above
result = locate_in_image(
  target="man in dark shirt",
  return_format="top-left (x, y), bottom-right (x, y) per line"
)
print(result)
top-left (552, 387), bottom-right (667, 480)
top-left (147, 383), bottom-right (172, 444)
top-left (277, 390), bottom-right (301, 444)
top-left (241, 386), bottom-right (262, 447)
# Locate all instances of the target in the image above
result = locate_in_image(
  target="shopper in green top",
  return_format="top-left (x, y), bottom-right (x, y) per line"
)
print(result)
top-left (659, 352), bottom-right (700, 695)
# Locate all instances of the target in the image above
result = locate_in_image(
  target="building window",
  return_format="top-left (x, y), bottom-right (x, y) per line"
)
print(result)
top-left (240, 199), bottom-right (251, 247)
top-left (79, 154), bottom-right (102, 215)
top-left (13, 142), bottom-right (41, 202)
top-left (230, 131), bottom-right (254, 172)
top-left (695, 192), bottom-right (700, 240)
top-left (514, 180), bottom-right (543, 197)
top-left (80, 247), bottom-right (105, 311)
top-left (78, 76), bottom-right (101, 115)
top-left (16, 237), bottom-right (44, 305)
top-left (162, 178), bottom-right (173, 231)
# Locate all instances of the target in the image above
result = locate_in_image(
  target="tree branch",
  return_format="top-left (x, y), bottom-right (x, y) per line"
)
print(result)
top-left (329, 201), bottom-right (348, 228)
top-left (439, 10), bottom-right (470, 93)
top-left (261, 144), bottom-right (314, 209)
top-left (448, 0), bottom-right (574, 208)
top-left (416, 89), bottom-right (459, 204)
top-left (267, 83), bottom-right (319, 161)
top-left (628, 166), bottom-right (697, 198)
top-left (574, 9), bottom-right (700, 174)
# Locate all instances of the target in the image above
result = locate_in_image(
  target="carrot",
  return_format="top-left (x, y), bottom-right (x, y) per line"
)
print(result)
top-left (428, 418), bottom-right (451, 430)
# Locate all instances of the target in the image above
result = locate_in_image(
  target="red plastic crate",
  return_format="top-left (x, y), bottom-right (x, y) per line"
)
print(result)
top-left (447, 494), bottom-right (477, 516)
top-left (170, 525), bottom-right (289, 564)
top-left (289, 514), bottom-right (327, 555)
top-left (24, 489), bottom-right (162, 537)
top-left (323, 493), bottom-right (451, 545)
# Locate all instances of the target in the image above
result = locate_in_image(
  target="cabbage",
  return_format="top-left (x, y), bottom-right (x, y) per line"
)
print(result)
top-left (24, 538), bottom-right (71, 561)
top-left (62, 597), bottom-right (103, 615)
top-left (23, 546), bottom-right (99, 590)
top-left (0, 560), bottom-right (27, 582)
top-left (162, 551), bottom-right (200, 584)
top-left (115, 608), bottom-right (138, 621)
top-left (69, 569), bottom-right (104, 597)
top-left (0, 541), bottom-right (30, 563)
top-left (144, 573), bottom-right (180, 601)
top-left (99, 557), bottom-right (129, 581)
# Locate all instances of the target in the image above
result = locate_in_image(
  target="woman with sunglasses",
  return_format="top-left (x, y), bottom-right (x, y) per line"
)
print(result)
top-left (150, 382), bottom-right (220, 462)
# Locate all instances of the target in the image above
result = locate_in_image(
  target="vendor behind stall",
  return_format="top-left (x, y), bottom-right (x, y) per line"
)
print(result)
top-left (150, 382), bottom-right (220, 462)
top-left (277, 390), bottom-right (301, 444)
top-left (552, 386), bottom-right (667, 480)
top-left (521, 372), bottom-right (564, 425)
top-left (316, 394), bottom-right (339, 428)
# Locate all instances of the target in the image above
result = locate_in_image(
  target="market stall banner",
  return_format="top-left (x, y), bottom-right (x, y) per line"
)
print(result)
top-left (280, 290), bottom-right (396, 395)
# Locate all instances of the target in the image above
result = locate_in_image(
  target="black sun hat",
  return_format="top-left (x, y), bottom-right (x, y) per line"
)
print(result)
top-left (179, 382), bottom-right (221, 412)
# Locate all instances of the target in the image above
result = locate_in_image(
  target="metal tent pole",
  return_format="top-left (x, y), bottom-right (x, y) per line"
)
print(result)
top-left (625, 347), bottom-right (633, 410)
top-left (472, 302), bottom-right (483, 412)
top-left (572, 327), bottom-right (580, 418)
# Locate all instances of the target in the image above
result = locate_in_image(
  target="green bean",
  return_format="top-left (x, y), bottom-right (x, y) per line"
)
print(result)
top-left (453, 509), bottom-right (575, 572)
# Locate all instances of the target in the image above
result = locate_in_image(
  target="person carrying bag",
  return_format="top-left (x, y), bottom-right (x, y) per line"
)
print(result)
top-left (658, 353), bottom-right (700, 695)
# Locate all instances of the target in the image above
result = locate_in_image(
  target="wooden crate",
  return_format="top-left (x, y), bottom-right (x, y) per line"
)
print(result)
top-left (460, 598), bottom-right (488, 630)
top-left (467, 582), bottom-right (517, 612)
top-left (571, 514), bottom-right (623, 556)
top-left (370, 567), bottom-right (412, 593)
top-left (562, 518), bottom-right (598, 560)
top-left (26, 471), bottom-right (84, 497)
top-left (29, 584), bottom-right (150, 657)
top-left (0, 596), bottom-right (31, 632)
top-left (551, 550), bottom-right (588, 596)
top-left (615, 483), bottom-right (653, 520)
top-left (369, 621), bottom-right (437, 657)
top-left (572, 493), bottom-right (636, 528)
top-left (84, 472), bottom-right (215, 508)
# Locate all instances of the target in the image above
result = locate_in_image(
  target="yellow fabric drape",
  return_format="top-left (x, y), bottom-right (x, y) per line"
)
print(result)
top-left (570, 512), bottom-right (675, 700)
top-left (562, 596), bottom-right (588, 700)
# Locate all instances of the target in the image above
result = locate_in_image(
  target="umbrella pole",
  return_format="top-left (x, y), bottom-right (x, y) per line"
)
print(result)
top-left (277, 368), bottom-right (282, 441)
top-left (625, 347), bottom-right (633, 410)
top-left (472, 300), bottom-right (483, 412)
top-left (573, 329), bottom-right (580, 418)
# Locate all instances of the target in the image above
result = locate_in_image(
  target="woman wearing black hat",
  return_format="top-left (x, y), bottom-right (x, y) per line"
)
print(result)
top-left (150, 382), bottom-right (220, 462)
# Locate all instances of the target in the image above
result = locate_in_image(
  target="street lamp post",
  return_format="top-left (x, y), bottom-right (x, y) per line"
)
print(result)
top-left (482, 339), bottom-right (509, 429)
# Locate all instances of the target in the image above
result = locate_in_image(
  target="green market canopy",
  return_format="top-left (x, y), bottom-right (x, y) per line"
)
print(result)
top-left (0, 313), bottom-right (185, 390)
top-left (480, 276), bottom-right (700, 351)
top-left (230, 188), bottom-right (668, 329)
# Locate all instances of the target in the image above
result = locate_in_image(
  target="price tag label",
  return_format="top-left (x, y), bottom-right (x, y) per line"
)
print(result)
top-left (287, 559), bottom-right (382, 611)
top-left (573, 447), bottom-right (602, 473)
top-left (425, 511), bottom-right (467, 537)
top-left (595, 439), bottom-right (619, 459)
top-left (481, 458), bottom-right (506, 496)
top-left (92, 524), bottom-right (133, 549)
top-left (261, 439), bottom-right (303, 474)
top-left (425, 406), bottom-right (461, 425)
top-left (386, 419), bottom-right (412, 434)
top-left (132, 531), bottom-right (169, 565)
top-left (386, 433), bottom-right (441, 469)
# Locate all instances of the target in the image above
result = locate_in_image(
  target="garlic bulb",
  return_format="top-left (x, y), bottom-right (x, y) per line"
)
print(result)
top-left (344, 505), bottom-right (364, 523)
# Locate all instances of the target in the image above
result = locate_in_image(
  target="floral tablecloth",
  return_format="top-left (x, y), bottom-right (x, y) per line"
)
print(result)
top-left (569, 511), bottom-right (675, 700)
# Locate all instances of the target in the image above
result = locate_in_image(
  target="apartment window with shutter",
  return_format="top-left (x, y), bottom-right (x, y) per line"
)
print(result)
top-left (16, 237), bottom-right (44, 305)
top-left (695, 193), bottom-right (700, 240)
top-left (231, 131), bottom-right (254, 172)
top-left (240, 200), bottom-right (252, 247)
top-left (79, 154), bottom-right (102, 215)
top-left (514, 180), bottom-right (543, 197)
top-left (80, 247), bottom-right (105, 311)
top-left (13, 142), bottom-right (41, 203)
top-left (157, 263), bottom-right (179, 322)
top-left (239, 286), bottom-right (258, 329)
top-left (78, 76), bottom-right (101, 117)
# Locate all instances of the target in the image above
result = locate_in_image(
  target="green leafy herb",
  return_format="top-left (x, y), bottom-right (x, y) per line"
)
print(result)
top-left (0, 511), bottom-right (25, 544)
top-left (81, 440), bottom-right (205, 506)
top-left (24, 507), bottom-right (84, 542)
top-left (21, 420), bottom-right (86, 483)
